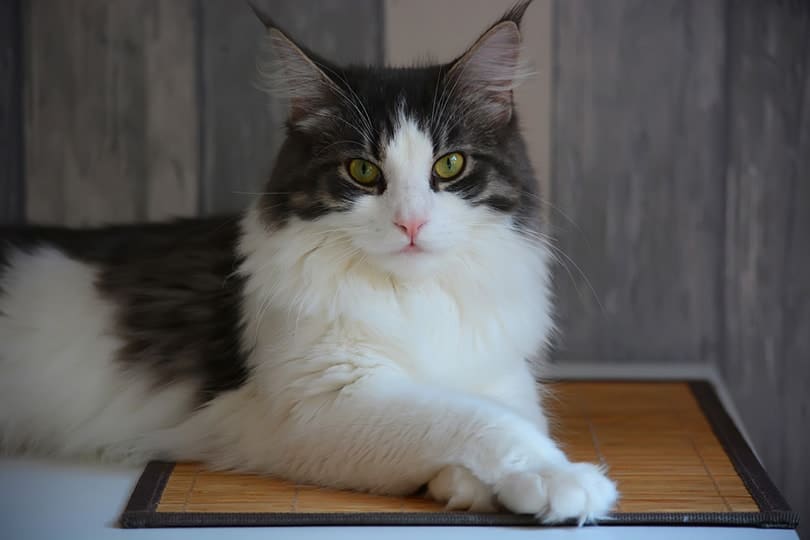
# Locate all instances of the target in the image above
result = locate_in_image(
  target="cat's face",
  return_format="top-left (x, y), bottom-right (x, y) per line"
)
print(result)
top-left (256, 2), bottom-right (538, 278)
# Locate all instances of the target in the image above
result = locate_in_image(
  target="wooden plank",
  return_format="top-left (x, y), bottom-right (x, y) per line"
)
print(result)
top-left (0, 0), bottom-right (24, 224)
top-left (721, 0), bottom-right (810, 522)
top-left (142, 1), bottom-right (199, 221)
top-left (549, 0), bottom-right (727, 365)
top-left (25, 0), bottom-right (145, 225)
top-left (199, 0), bottom-right (385, 215)
top-left (24, 0), bottom-right (197, 226)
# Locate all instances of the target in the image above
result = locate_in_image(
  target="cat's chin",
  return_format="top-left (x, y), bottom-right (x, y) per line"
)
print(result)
top-left (368, 248), bottom-right (446, 281)
top-left (398, 244), bottom-right (425, 254)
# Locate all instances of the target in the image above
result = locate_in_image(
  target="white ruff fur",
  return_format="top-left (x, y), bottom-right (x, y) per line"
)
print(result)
top-left (0, 117), bottom-right (616, 522)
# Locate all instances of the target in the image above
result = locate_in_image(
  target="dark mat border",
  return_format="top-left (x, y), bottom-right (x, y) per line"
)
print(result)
top-left (120, 380), bottom-right (799, 529)
top-left (689, 381), bottom-right (797, 526)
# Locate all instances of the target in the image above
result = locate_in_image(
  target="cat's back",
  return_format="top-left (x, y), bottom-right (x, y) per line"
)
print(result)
top-left (1, 216), bottom-right (239, 263)
top-left (0, 216), bottom-right (249, 459)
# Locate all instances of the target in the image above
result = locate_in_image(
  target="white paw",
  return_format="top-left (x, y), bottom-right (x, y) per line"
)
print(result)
top-left (495, 471), bottom-right (548, 514)
top-left (495, 463), bottom-right (617, 524)
top-left (542, 463), bottom-right (617, 524)
top-left (428, 465), bottom-right (497, 512)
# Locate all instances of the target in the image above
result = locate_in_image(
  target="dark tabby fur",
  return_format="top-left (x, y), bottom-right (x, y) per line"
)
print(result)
top-left (1, 1), bottom-right (538, 403)
top-left (0, 218), bottom-right (249, 400)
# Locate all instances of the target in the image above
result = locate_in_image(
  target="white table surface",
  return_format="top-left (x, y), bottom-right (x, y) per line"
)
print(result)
top-left (0, 457), bottom-right (799, 540)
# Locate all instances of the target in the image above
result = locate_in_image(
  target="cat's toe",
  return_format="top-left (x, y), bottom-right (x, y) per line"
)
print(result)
top-left (428, 465), bottom-right (495, 512)
top-left (540, 462), bottom-right (618, 525)
top-left (494, 471), bottom-right (548, 514)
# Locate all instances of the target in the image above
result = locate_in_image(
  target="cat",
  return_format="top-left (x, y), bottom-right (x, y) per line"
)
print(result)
top-left (0, 1), bottom-right (617, 523)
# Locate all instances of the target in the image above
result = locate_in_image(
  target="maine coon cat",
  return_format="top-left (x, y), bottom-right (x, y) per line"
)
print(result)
top-left (0, 1), bottom-right (617, 523)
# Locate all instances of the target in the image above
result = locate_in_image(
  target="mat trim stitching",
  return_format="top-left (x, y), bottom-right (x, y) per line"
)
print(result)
top-left (121, 510), bottom-right (800, 529)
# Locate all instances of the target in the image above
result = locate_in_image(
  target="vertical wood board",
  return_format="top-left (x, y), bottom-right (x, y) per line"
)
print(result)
top-left (0, 0), bottom-right (24, 224)
top-left (24, 0), bottom-right (197, 226)
top-left (721, 0), bottom-right (810, 523)
top-left (550, 0), bottom-right (727, 365)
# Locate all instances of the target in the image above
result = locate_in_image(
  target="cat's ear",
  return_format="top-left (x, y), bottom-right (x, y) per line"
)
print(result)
top-left (250, 2), bottom-right (339, 125)
top-left (446, 1), bottom-right (533, 126)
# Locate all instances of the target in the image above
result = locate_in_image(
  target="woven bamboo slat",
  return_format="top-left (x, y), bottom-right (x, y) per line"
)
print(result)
top-left (155, 382), bottom-right (758, 514)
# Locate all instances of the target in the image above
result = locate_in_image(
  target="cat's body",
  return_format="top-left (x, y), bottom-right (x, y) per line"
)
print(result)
top-left (0, 2), bottom-right (617, 522)
top-left (0, 217), bottom-right (247, 457)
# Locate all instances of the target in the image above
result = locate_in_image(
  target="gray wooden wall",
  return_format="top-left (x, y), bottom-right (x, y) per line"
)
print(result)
top-left (550, 0), bottom-right (727, 367)
top-left (16, 0), bottom-right (383, 226)
top-left (0, 0), bottom-right (23, 224)
top-left (721, 0), bottom-right (810, 521)
top-left (0, 0), bottom-right (808, 528)
top-left (550, 0), bottom-right (809, 525)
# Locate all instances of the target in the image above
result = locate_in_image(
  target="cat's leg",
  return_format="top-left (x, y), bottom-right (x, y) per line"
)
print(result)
top-left (426, 430), bottom-right (615, 520)
top-left (242, 373), bottom-right (616, 523)
top-left (478, 360), bottom-right (549, 431)
top-left (425, 362), bottom-right (549, 513)
top-left (466, 363), bottom-right (616, 522)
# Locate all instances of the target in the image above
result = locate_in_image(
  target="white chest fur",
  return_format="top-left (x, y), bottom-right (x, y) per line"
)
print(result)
top-left (238, 209), bottom-right (554, 401)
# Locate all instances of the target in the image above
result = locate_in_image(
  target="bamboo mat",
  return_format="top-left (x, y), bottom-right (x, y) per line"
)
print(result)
top-left (121, 381), bottom-right (798, 529)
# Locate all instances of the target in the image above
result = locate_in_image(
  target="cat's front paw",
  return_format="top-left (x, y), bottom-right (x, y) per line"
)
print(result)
top-left (428, 465), bottom-right (497, 512)
top-left (495, 463), bottom-right (617, 524)
top-left (541, 462), bottom-right (617, 524)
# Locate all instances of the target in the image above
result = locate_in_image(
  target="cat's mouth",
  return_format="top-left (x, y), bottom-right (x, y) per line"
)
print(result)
top-left (398, 244), bottom-right (426, 255)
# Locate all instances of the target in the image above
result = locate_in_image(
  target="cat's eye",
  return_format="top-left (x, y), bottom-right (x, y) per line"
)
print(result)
top-left (348, 159), bottom-right (381, 186)
top-left (433, 152), bottom-right (465, 180)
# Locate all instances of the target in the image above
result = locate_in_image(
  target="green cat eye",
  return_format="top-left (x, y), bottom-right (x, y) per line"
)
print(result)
top-left (348, 159), bottom-right (380, 185)
top-left (433, 152), bottom-right (465, 180)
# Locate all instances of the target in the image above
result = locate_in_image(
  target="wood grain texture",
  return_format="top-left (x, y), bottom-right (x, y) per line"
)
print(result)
top-left (721, 0), bottom-right (810, 524)
top-left (24, 0), bottom-right (197, 226)
top-left (549, 0), bottom-right (726, 365)
top-left (198, 0), bottom-right (384, 215)
top-left (142, 1), bottom-right (199, 221)
top-left (0, 0), bottom-right (24, 224)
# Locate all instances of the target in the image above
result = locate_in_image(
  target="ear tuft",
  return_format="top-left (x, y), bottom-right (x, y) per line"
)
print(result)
top-left (446, 12), bottom-right (532, 126)
top-left (499, 0), bottom-right (533, 28)
top-left (255, 23), bottom-right (338, 126)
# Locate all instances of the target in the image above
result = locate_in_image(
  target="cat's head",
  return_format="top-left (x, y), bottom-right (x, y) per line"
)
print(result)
top-left (253, 1), bottom-right (539, 279)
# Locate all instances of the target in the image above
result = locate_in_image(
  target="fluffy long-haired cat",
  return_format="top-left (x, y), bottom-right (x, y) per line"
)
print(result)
top-left (0, 1), bottom-right (616, 523)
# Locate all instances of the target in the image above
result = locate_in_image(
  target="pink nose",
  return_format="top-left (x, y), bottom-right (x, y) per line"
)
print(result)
top-left (394, 218), bottom-right (427, 243)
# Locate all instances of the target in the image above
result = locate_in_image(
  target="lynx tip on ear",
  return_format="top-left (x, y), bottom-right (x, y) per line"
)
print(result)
top-left (500, 0), bottom-right (533, 28)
